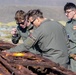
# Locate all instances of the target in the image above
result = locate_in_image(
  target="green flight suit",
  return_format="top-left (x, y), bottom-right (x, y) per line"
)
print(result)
top-left (65, 19), bottom-right (76, 72)
top-left (12, 25), bottom-right (33, 44)
top-left (8, 19), bottom-right (69, 68)
top-left (12, 25), bottom-right (37, 54)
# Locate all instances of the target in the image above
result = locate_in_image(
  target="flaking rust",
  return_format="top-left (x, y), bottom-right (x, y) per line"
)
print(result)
top-left (0, 40), bottom-right (16, 50)
top-left (0, 40), bottom-right (76, 75)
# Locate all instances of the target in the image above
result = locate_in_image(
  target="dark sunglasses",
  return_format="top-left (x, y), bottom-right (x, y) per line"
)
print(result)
top-left (17, 22), bottom-right (24, 25)
top-left (31, 18), bottom-right (36, 24)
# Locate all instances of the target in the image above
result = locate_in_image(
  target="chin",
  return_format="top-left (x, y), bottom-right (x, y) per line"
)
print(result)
top-left (21, 26), bottom-right (26, 29)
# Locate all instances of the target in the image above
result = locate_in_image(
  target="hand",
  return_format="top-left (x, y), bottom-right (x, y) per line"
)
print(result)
top-left (70, 54), bottom-right (76, 60)
top-left (11, 28), bottom-right (17, 36)
top-left (73, 56), bottom-right (76, 60)
top-left (2, 50), bottom-right (10, 53)
top-left (30, 30), bottom-right (34, 33)
top-left (1, 50), bottom-right (11, 56)
top-left (73, 26), bottom-right (76, 30)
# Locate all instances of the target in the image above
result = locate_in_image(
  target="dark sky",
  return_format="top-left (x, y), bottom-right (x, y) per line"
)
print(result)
top-left (0, 0), bottom-right (76, 6)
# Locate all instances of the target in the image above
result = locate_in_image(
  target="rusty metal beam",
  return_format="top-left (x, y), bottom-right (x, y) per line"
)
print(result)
top-left (0, 63), bottom-right (11, 75)
top-left (1, 52), bottom-right (76, 75)
top-left (0, 56), bottom-right (36, 75)
top-left (0, 40), bottom-right (76, 75)
top-left (0, 40), bottom-right (16, 50)
top-left (7, 59), bottom-right (76, 75)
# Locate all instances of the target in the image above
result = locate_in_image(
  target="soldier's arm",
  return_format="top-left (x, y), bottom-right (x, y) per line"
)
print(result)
top-left (7, 35), bottom-right (36, 52)
top-left (7, 27), bottom-right (42, 53)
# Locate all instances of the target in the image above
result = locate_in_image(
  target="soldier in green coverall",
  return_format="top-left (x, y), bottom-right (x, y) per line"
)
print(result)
top-left (11, 10), bottom-right (33, 44)
top-left (64, 2), bottom-right (76, 72)
top-left (11, 10), bottom-right (37, 54)
top-left (5, 9), bottom-right (69, 68)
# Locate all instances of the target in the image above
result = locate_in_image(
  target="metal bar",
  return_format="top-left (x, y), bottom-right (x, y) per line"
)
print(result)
top-left (8, 56), bottom-right (76, 75)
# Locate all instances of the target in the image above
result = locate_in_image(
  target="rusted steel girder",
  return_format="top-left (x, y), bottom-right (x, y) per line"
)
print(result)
top-left (0, 51), bottom-right (76, 75)
top-left (0, 55), bottom-right (37, 75)
top-left (0, 40), bottom-right (16, 50)
top-left (0, 40), bottom-right (76, 75)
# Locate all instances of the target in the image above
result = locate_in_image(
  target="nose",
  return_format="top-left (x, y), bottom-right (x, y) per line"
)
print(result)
top-left (20, 24), bottom-right (22, 26)
top-left (19, 24), bottom-right (24, 27)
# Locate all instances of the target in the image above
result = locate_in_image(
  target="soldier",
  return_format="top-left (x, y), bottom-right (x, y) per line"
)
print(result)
top-left (11, 10), bottom-right (33, 44)
top-left (64, 2), bottom-right (76, 72)
top-left (6, 9), bottom-right (69, 68)
top-left (11, 10), bottom-right (37, 54)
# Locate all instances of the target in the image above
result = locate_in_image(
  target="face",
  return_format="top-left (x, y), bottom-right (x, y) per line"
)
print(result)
top-left (25, 20), bottom-right (31, 27)
top-left (29, 17), bottom-right (40, 27)
top-left (17, 20), bottom-right (27, 29)
top-left (65, 9), bottom-right (76, 19)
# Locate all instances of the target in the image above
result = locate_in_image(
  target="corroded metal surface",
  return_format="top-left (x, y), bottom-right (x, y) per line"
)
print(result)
top-left (0, 40), bottom-right (16, 50)
top-left (0, 40), bottom-right (76, 75)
